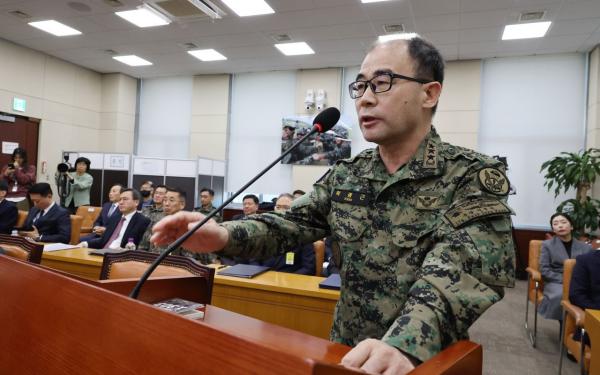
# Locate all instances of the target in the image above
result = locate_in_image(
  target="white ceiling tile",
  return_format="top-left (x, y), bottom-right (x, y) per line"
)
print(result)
top-left (535, 34), bottom-right (591, 50)
top-left (410, 0), bottom-right (459, 17)
top-left (360, 1), bottom-right (412, 21)
top-left (415, 14), bottom-right (460, 32)
top-left (459, 0), bottom-right (512, 13)
top-left (459, 26), bottom-right (503, 43)
top-left (421, 30), bottom-right (459, 45)
top-left (548, 18), bottom-right (600, 36)
top-left (556, 0), bottom-right (600, 20)
top-left (459, 9), bottom-right (512, 29)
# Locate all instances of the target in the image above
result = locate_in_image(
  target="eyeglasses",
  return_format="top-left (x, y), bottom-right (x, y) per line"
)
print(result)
top-left (348, 72), bottom-right (433, 99)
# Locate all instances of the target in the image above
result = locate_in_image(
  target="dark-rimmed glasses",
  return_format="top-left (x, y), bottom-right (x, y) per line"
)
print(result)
top-left (348, 72), bottom-right (433, 99)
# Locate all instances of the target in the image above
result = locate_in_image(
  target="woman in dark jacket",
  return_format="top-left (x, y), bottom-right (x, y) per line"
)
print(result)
top-left (0, 148), bottom-right (36, 210)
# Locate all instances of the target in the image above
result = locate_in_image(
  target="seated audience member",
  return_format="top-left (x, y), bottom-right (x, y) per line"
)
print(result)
top-left (570, 249), bottom-right (600, 346)
top-left (142, 184), bottom-right (167, 221)
top-left (80, 189), bottom-right (150, 249)
top-left (79, 183), bottom-right (123, 242)
top-left (140, 187), bottom-right (216, 264)
top-left (232, 194), bottom-right (259, 220)
top-left (539, 213), bottom-right (592, 324)
top-left (194, 187), bottom-right (222, 223)
top-left (0, 147), bottom-right (36, 211)
top-left (240, 194), bottom-right (315, 275)
top-left (62, 157), bottom-right (93, 214)
top-left (292, 189), bottom-right (306, 199)
top-left (137, 180), bottom-right (154, 210)
top-left (0, 180), bottom-right (18, 234)
top-left (20, 183), bottom-right (71, 243)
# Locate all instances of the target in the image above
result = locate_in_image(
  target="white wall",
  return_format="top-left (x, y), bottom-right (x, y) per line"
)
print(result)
top-left (479, 53), bottom-right (586, 228)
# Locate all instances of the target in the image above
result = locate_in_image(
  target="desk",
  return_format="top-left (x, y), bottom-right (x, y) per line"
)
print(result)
top-left (41, 248), bottom-right (340, 338)
top-left (586, 309), bottom-right (599, 375)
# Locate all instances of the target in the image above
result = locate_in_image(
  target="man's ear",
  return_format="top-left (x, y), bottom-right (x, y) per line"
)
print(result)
top-left (422, 81), bottom-right (442, 110)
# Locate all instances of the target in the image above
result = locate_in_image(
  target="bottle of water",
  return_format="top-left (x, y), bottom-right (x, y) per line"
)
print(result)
top-left (11, 229), bottom-right (18, 236)
top-left (124, 237), bottom-right (136, 251)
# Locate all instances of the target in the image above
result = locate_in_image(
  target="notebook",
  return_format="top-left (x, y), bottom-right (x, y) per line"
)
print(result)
top-left (319, 273), bottom-right (341, 290)
top-left (88, 248), bottom-right (127, 256)
top-left (218, 264), bottom-right (270, 278)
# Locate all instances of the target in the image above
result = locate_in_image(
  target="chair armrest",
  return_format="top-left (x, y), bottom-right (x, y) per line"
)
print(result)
top-left (561, 301), bottom-right (586, 327)
top-left (525, 267), bottom-right (541, 282)
top-left (409, 340), bottom-right (482, 375)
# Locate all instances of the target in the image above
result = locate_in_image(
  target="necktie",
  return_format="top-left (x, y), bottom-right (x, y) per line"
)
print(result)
top-left (106, 217), bottom-right (126, 248)
top-left (108, 204), bottom-right (117, 217)
top-left (33, 210), bottom-right (42, 224)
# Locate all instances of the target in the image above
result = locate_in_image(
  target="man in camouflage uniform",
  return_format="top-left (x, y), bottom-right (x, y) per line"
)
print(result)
top-left (139, 187), bottom-right (216, 265)
top-left (141, 184), bottom-right (167, 222)
top-left (194, 187), bottom-right (222, 223)
top-left (152, 37), bottom-right (515, 375)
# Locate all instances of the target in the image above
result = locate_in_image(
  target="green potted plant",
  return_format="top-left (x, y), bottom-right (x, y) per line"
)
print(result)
top-left (541, 148), bottom-right (600, 236)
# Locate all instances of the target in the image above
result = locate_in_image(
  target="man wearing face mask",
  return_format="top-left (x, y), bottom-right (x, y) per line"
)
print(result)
top-left (137, 181), bottom-right (154, 210)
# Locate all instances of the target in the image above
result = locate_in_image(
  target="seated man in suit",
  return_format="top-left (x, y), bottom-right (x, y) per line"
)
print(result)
top-left (79, 188), bottom-right (150, 249)
top-left (79, 183), bottom-right (123, 242)
top-left (231, 194), bottom-right (259, 220)
top-left (0, 180), bottom-right (18, 234)
top-left (19, 183), bottom-right (71, 243)
top-left (570, 249), bottom-right (600, 346)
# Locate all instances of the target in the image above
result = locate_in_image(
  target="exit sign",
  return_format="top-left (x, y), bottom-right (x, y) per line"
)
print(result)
top-left (13, 97), bottom-right (26, 112)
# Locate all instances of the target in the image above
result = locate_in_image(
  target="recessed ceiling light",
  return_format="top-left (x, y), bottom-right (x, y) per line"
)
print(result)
top-left (115, 5), bottom-right (170, 28)
top-left (502, 21), bottom-right (551, 40)
top-left (221, 0), bottom-right (274, 17)
top-left (188, 49), bottom-right (227, 61)
top-left (28, 20), bottom-right (82, 36)
top-left (112, 55), bottom-right (153, 66)
top-left (274, 42), bottom-right (314, 56)
top-left (378, 32), bottom-right (418, 42)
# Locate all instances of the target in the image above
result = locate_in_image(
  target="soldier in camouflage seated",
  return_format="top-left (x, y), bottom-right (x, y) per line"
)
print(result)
top-left (151, 36), bottom-right (515, 375)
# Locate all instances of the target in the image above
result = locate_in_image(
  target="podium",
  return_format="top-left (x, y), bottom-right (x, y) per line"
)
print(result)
top-left (0, 255), bottom-right (482, 374)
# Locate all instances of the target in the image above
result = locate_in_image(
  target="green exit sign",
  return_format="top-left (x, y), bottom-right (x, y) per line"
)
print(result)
top-left (13, 97), bottom-right (26, 112)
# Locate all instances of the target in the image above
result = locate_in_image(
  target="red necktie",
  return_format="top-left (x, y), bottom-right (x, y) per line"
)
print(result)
top-left (106, 217), bottom-right (126, 247)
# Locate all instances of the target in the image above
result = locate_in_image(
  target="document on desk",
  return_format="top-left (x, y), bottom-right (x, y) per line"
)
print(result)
top-left (43, 243), bottom-right (79, 252)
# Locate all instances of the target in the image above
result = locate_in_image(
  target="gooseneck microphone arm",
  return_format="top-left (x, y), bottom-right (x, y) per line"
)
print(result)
top-left (129, 107), bottom-right (341, 299)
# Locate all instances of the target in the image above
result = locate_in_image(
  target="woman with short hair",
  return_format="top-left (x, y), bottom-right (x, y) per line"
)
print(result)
top-left (62, 157), bottom-right (93, 214)
top-left (0, 147), bottom-right (36, 210)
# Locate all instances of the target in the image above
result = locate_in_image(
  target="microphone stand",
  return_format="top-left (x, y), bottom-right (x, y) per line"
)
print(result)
top-left (129, 126), bottom-right (323, 299)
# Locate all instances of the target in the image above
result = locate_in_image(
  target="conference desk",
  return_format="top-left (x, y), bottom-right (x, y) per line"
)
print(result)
top-left (41, 248), bottom-right (339, 338)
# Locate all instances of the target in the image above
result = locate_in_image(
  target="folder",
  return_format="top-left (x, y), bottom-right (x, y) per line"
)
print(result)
top-left (218, 264), bottom-right (270, 278)
top-left (319, 273), bottom-right (341, 290)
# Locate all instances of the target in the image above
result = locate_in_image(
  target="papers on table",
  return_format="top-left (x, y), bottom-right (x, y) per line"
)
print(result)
top-left (43, 243), bottom-right (79, 252)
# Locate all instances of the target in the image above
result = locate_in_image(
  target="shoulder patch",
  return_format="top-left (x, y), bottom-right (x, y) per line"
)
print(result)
top-left (444, 199), bottom-right (511, 228)
top-left (478, 167), bottom-right (510, 196)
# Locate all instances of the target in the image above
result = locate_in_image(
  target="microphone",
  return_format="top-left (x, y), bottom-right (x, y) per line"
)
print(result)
top-left (129, 107), bottom-right (341, 299)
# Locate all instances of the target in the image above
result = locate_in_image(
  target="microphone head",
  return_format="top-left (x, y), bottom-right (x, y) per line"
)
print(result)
top-left (313, 107), bottom-right (340, 133)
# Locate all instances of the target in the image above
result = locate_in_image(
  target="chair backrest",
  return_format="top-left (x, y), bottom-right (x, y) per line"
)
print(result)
top-left (99, 250), bottom-right (215, 303)
top-left (562, 259), bottom-right (576, 301)
top-left (0, 234), bottom-right (44, 264)
top-left (313, 240), bottom-right (325, 276)
top-left (70, 215), bottom-right (83, 245)
top-left (75, 206), bottom-right (102, 234)
top-left (15, 210), bottom-right (28, 228)
top-left (528, 240), bottom-right (543, 271)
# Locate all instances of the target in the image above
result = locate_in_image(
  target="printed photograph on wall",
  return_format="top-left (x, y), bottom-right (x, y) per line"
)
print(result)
top-left (281, 115), bottom-right (352, 165)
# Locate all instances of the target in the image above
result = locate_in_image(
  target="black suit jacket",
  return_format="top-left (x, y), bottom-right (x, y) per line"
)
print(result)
top-left (88, 212), bottom-right (150, 249)
top-left (23, 204), bottom-right (71, 243)
top-left (94, 202), bottom-right (118, 227)
top-left (0, 199), bottom-right (18, 234)
top-left (570, 250), bottom-right (600, 310)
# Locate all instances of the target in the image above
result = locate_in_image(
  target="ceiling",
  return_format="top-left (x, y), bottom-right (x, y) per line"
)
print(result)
top-left (0, 0), bottom-right (599, 78)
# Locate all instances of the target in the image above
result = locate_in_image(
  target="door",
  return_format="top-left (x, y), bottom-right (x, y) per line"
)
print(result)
top-left (0, 114), bottom-right (40, 168)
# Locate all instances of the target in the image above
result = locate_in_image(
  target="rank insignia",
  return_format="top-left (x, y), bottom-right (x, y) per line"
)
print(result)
top-left (331, 189), bottom-right (370, 206)
top-left (478, 168), bottom-right (509, 196)
top-left (416, 192), bottom-right (443, 210)
top-left (423, 140), bottom-right (437, 169)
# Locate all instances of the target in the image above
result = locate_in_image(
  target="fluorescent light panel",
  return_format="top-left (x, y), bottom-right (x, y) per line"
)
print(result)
top-left (28, 20), bottom-right (81, 36)
top-left (378, 32), bottom-right (418, 42)
top-left (221, 0), bottom-right (274, 17)
top-left (275, 42), bottom-right (314, 56)
top-left (188, 49), bottom-right (227, 61)
top-left (115, 5), bottom-right (170, 28)
top-left (113, 55), bottom-right (152, 66)
top-left (502, 21), bottom-right (551, 40)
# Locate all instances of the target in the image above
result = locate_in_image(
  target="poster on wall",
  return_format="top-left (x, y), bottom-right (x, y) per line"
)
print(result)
top-left (280, 115), bottom-right (352, 165)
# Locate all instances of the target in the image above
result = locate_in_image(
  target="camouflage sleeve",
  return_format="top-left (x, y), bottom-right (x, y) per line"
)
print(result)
top-left (137, 224), bottom-right (152, 251)
top-left (219, 173), bottom-right (332, 259)
top-left (382, 162), bottom-right (516, 362)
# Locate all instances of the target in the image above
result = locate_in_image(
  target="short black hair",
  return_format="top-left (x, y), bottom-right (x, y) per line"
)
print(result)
top-left (155, 184), bottom-right (168, 191)
top-left (0, 180), bottom-right (8, 192)
top-left (550, 212), bottom-right (573, 228)
top-left (122, 188), bottom-right (141, 202)
top-left (200, 187), bottom-right (215, 196)
top-left (167, 187), bottom-right (186, 202)
top-left (278, 193), bottom-right (294, 200)
top-left (29, 183), bottom-right (53, 197)
top-left (110, 183), bottom-right (124, 192)
top-left (74, 157), bottom-right (91, 172)
top-left (12, 148), bottom-right (28, 164)
top-left (243, 194), bottom-right (259, 204)
top-left (141, 180), bottom-right (154, 188)
top-left (292, 189), bottom-right (306, 196)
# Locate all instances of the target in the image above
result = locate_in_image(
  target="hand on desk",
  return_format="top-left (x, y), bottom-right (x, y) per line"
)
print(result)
top-left (92, 226), bottom-right (106, 235)
top-left (151, 211), bottom-right (229, 252)
top-left (19, 226), bottom-right (40, 241)
top-left (341, 339), bottom-right (415, 375)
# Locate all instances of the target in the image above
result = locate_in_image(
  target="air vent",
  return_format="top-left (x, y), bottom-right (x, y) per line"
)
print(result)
top-left (178, 42), bottom-right (199, 50)
top-left (272, 34), bottom-right (292, 42)
top-left (103, 0), bottom-right (124, 7)
top-left (149, 0), bottom-right (226, 20)
top-left (383, 24), bottom-right (404, 33)
top-left (519, 11), bottom-right (545, 22)
top-left (8, 10), bottom-right (31, 19)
